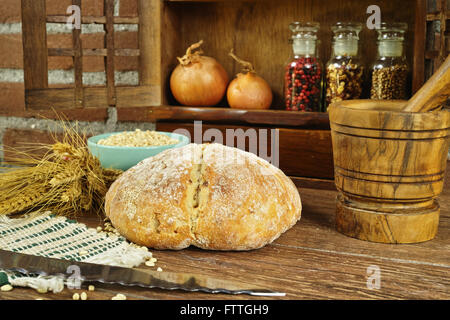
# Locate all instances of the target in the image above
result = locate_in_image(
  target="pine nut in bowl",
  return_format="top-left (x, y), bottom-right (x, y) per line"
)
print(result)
top-left (87, 130), bottom-right (190, 171)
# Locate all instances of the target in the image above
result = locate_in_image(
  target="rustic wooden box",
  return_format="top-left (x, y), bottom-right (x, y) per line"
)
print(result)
top-left (20, 0), bottom-right (446, 188)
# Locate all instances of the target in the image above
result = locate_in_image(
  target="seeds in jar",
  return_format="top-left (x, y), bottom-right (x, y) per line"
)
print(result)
top-left (97, 129), bottom-right (179, 147)
top-left (326, 59), bottom-right (363, 107)
top-left (370, 64), bottom-right (408, 100)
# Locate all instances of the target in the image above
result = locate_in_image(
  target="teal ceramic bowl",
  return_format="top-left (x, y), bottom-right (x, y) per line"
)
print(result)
top-left (87, 131), bottom-right (190, 171)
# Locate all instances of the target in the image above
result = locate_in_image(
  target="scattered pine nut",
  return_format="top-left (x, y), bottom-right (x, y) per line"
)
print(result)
top-left (96, 226), bottom-right (103, 232)
top-left (36, 288), bottom-right (47, 294)
top-left (88, 285), bottom-right (95, 292)
top-left (72, 293), bottom-right (80, 300)
top-left (1, 284), bottom-right (13, 292)
top-left (157, 267), bottom-right (163, 272)
top-left (150, 257), bottom-right (157, 263)
top-left (111, 293), bottom-right (127, 300)
top-left (145, 260), bottom-right (155, 267)
top-left (80, 292), bottom-right (88, 300)
top-left (78, 250), bottom-right (89, 256)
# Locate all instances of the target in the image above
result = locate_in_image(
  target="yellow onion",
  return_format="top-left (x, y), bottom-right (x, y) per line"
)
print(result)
top-left (170, 40), bottom-right (229, 107)
top-left (227, 50), bottom-right (273, 110)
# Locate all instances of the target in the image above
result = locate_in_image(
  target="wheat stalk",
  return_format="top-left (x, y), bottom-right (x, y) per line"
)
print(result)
top-left (0, 120), bottom-right (122, 217)
top-left (0, 186), bottom-right (47, 215)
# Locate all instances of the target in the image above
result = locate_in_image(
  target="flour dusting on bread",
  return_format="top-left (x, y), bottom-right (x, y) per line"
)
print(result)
top-left (105, 143), bottom-right (301, 250)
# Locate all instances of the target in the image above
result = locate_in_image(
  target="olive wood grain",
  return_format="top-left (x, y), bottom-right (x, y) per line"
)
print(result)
top-left (403, 54), bottom-right (450, 112)
top-left (329, 100), bottom-right (450, 243)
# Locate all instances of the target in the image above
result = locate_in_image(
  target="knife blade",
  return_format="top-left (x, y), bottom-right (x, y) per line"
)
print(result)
top-left (0, 249), bottom-right (285, 297)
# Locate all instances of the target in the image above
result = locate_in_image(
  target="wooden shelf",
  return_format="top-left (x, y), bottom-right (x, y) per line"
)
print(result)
top-left (426, 10), bottom-right (450, 21)
top-left (117, 105), bottom-right (330, 129)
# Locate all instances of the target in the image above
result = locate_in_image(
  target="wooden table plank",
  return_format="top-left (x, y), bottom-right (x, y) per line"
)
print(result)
top-left (1, 167), bottom-right (449, 300)
top-left (1, 240), bottom-right (448, 300)
top-left (275, 189), bottom-right (450, 267)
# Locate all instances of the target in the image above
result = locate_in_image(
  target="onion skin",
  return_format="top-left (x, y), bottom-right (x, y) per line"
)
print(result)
top-left (227, 72), bottom-right (273, 110)
top-left (170, 56), bottom-right (229, 107)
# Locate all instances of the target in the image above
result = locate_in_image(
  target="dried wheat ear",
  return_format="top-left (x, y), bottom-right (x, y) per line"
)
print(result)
top-left (0, 124), bottom-right (122, 217)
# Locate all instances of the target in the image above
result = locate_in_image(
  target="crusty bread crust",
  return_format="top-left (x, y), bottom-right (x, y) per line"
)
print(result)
top-left (105, 143), bottom-right (302, 250)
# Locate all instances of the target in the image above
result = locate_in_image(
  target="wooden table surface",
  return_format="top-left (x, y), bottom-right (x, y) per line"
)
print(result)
top-left (1, 169), bottom-right (449, 300)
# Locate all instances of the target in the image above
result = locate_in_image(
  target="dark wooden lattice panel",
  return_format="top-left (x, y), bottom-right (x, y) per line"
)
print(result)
top-left (21, 0), bottom-right (161, 110)
top-left (425, 0), bottom-right (449, 76)
top-left (398, 0), bottom-right (447, 93)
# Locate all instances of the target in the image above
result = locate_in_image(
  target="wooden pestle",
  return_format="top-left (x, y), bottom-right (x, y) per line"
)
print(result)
top-left (402, 54), bottom-right (450, 112)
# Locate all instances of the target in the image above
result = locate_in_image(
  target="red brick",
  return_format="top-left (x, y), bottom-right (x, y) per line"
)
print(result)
top-left (2, 128), bottom-right (59, 161)
top-left (83, 56), bottom-right (105, 72)
top-left (48, 56), bottom-right (73, 71)
top-left (46, 32), bottom-right (139, 71)
top-left (0, 32), bottom-right (137, 71)
top-left (80, 33), bottom-right (105, 48)
top-left (0, 34), bottom-right (23, 69)
top-left (115, 31), bottom-right (138, 49)
top-left (2, 127), bottom-right (101, 162)
top-left (0, 0), bottom-right (106, 23)
top-left (0, 32), bottom-right (139, 71)
top-left (0, 83), bottom-right (26, 113)
top-left (48, 55), bottom-right (138, 72)
top-left (47, 0), bottom-right (105, 16)
top-left (25, 108), bottom-right (109, 122)
top-left (0, 0), bottom-right (21, 23)
top-left (46, 0), bottom-right (73, 15)
top-left (115, 56), bottom-right (139, 71)
top-left (116, 106), bottom-right (150, 122)
top-left (119, 0), bottom-right (138, 17)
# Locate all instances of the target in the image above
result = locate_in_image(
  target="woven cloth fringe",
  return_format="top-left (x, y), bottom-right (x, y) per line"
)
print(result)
top-left (0, 212), bottom-right (152, 293)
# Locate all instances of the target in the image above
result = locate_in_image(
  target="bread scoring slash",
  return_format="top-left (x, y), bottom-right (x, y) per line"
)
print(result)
top-left (105, 143), bottom-right (302, 250)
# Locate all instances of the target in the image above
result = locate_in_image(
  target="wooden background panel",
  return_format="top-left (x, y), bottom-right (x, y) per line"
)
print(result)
top-left (21, 0), bottom-right (49, 91)
top-left (279, 128), bottom-right (333, 178)
top-left (155, 122), bottom-right (334, 179)
top-left (162, 0), bottom-right (417, 107)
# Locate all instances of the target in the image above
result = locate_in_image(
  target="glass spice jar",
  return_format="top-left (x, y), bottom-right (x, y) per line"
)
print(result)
top-left (370, 22), bottom-right (409, 100)
top-left (325, 22), bottom-right (364, 108)
top-left (284, 22), bottom-right (323, 112)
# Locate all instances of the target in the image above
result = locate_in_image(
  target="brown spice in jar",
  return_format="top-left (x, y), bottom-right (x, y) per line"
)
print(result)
top-left (326, 59), bottom-right (364, 107)
top-left (370, 64), bottom-right (408, 100)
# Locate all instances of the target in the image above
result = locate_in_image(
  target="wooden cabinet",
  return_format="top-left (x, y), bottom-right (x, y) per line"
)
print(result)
top-left (20, 0), bottom-right (434, 187)
top-left (155, 0), bottom-right (422, 187)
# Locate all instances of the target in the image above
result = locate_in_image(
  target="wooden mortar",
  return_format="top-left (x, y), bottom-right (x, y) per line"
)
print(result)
top-left (328, 100), bottom-right (450, 243)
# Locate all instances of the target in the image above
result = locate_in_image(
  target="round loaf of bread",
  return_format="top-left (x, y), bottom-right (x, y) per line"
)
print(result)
top-left (105, 143), bottom-right (301, 250)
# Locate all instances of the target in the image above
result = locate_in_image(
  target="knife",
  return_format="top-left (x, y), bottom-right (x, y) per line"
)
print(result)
top-left (0, 249), bottom-right (285, 297)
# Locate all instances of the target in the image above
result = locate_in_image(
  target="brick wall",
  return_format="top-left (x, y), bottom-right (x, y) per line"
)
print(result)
top-left (0, 0), bottom-right (155, 156)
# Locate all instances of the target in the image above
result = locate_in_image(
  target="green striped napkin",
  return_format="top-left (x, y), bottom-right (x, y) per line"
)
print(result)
top-left (0, 212), bottom-right (152, 293)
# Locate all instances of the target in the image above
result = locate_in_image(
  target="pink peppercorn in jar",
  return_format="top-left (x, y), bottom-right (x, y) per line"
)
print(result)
top-left (284, 22), bottom-right (323, 112)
